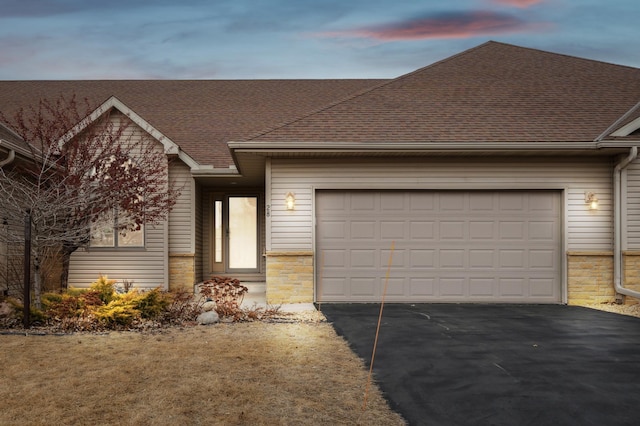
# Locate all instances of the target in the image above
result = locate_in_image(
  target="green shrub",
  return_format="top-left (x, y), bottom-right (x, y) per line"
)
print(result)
top-left (65, 287), bottom-right (88, 297)
top-left (94, 297), bottom-right (140, 326)
top-left (134, 288), bottom-right (171, 319)
top-left (89, 275), bottom-right (117, 304)
top-left (93, 287), bottom-right (171, 326)
top-left (41, 292), bottom-right (63, 310)
top-left (4, 275), bottom-right (203, 330)
top-left (4, 298), bottom-right (47, 325)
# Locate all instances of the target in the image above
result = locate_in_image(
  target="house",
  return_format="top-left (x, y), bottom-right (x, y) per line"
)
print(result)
top-left (2, 41), bottom-right (640, 305)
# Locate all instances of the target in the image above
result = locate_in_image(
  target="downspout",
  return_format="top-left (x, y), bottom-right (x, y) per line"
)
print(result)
top-left (614, 146), bottom-right (640, 300)
top-left (0, 148), bottom-right (15, 167)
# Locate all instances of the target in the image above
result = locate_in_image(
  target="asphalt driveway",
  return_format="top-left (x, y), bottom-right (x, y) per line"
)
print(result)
top-left (320, 304), bottom-right (640, 426)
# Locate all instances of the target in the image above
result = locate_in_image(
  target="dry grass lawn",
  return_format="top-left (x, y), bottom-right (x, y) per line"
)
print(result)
top-left (0, 320), bottom-right (405, 425)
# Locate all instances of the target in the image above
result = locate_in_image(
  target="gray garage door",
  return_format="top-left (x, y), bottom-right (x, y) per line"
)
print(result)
top-left (316, 190), bottom-right (562, 303)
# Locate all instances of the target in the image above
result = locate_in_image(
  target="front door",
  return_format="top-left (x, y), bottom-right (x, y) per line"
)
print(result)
top-left (212, 195), bottom-right (259, 274)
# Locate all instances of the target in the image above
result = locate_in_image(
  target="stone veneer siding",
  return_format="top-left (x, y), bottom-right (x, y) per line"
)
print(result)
top-left (622, 252), bottom-right (640, 304)
top-left (567, 252), bottom-right (640, 305)
top-left (266, 251), bottom-right (314, 304)
top-left (262, 251), bottom-right (640, 305)
top-left (169, 253), bottom-right (195, 291)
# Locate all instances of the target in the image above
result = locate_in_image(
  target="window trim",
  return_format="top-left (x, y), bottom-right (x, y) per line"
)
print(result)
top-left (90, 208), bottom-right (146, 249)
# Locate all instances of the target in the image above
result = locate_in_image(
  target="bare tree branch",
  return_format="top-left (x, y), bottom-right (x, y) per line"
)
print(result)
top-left (0, 95), bottom-right (180, 301)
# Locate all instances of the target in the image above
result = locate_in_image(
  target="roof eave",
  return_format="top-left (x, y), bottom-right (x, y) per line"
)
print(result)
top-left (228, 140), bottom-right (603, 155)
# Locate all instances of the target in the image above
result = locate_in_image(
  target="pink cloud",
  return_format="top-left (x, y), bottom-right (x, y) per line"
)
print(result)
top-left (491, 0), bottom-right (545, 8)
top-left (319, 11), bottom-right (550, 41)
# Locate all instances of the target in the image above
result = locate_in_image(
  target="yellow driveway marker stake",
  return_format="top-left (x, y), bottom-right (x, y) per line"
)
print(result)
top-left (363, 240), bottom-right (395, 410)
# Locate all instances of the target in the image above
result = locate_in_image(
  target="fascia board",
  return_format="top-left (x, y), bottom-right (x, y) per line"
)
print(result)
top-left (596, 100), bottom-right (640, 141)
top-left (228, 140), bottom-right (599, 153)
top-left (610, 116), bottom-right (640, 137)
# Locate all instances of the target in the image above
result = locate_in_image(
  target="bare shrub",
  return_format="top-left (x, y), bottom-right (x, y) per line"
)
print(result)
top-left (161, 288), bottom-right (204, 325)
top-left (199, 276), bottom-right (248, 319)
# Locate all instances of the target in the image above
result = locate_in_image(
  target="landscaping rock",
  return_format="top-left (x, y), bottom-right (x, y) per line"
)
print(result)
top-left (202, 301), bottom-right (216, 312)
top-left (197, 311), bottom-right (219, 325)
top-left (0, 302), bottom-right (12, 317)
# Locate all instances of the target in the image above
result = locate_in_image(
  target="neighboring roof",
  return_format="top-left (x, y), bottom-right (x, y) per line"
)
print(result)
top-left (246, 41), bottom-right (640, 146)
top-left (0, 79), bottom-right (385, 168)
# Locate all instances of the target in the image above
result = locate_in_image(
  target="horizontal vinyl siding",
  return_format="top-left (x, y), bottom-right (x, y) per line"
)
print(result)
top-left (269, 157), bottom-right (613, 252)
top-left (69, 217), bottom-right (166, 288)
top-left (626, 159), bottom-right (640, 249)
top-left (68, 115), bottom-right (168, 289)
top-left (169, 161), bottom-right (194, 254)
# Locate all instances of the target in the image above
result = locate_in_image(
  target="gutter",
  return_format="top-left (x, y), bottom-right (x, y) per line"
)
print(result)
top-left (228, 140), bottom-right (599, 152)
top-left (614, 146), bottom-right (640, 300)
top-left (0, 139), bottom-right (16, 167)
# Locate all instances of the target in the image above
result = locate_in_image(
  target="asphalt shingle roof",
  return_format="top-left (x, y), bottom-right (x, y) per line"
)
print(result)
top-left (0, 79), bottom-right (385, 168)
top-left (2, 42), bottom-right (639, 170)
top-left (248, 42), bottom-right (640, 145)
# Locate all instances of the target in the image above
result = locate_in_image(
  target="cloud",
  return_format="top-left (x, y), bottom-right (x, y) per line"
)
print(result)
top-left (318, 11), bottom-right (550, 41)
top-left (491, 0), bottom-right (545, 8)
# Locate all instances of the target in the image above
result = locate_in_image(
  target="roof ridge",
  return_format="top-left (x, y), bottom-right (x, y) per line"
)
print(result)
top-left (490, 40), bottom-right (640, 71)
top-left (244, 42), bottom-right (497, 142)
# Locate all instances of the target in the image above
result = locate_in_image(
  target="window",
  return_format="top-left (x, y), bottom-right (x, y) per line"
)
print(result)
top-left (90, 209), bottom-right (144, 248)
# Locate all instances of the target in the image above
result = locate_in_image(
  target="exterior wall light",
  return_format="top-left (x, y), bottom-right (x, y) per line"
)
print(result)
top-left (585, 192), bottom-right (599, 210)
top-left (286, 192), bottom-right (296, 211)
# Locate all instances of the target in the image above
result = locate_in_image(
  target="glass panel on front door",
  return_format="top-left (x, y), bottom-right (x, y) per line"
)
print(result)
top-left (228, 196), bottom-right (258, 270)
top-left (212, 196), bottom-right (259, 273)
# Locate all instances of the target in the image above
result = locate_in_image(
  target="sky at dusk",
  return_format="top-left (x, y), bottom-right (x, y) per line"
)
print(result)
top-left (0, 0), bottom-right (638, 80)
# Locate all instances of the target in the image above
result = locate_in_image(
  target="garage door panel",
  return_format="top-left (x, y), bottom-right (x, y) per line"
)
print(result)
top-left (499, 278), bottom-right (527, 297)
top-left (351, 221), bottom-right (376, 239)
top-left (324, 249), bottom-right (347, 267)
top-left (381, 193), bottom-right (406, 211)
top-left (529, 221), bottom-right (556, 240)
top-left (384, 249), bottom-right (405, 267)
top-left (499, 193), bottom-right (526, 210)
top-left (351, 278), bottom-right (377, 297)
top-left (529, 250), bottom-right (556, 269)
top-left (440, 193), bottom-right (466, 211)
top-left (409, 193), bottom-right (436, 210)
top-left (500, 222), bottom-right (526, 239)
top-left (321, 277), bottom-right (348, 297)
top-left (381, 221), bottom-right (406, 239)
top-left (470, 221), bottom-right (495, 239)
top-left (530, 278), bottom-right (556, 297)
top-left (317, 190), bottom-right (561, 303)
top-left (469, 249), bottom-right (494, 268)
top-left (469, 278), bottom-right (495, 296)
top-left (440, 278), bottom-right (466, 296)
top-left (469, 193), bottom-right (495, 210)
top-left (530, 193), bottom-right (555, 211)
top-left (499, 250), bottom-right (526, 268)
top-left (440, 221), bottom-right (466, 239)
top-left (410, 221), bottom-right (435, 239)
top-left (410, 250), bottom-right (435, 268)
top-left (439, 249), bottom-right (465, 268)
top-left (351, 250), bottom-right (377, 268)
top-left (410, 278), bottom-right (435, 296)
top-left (387, 278), bottom-right (406, 297)
top-left (351, 193), bottom-right (376, 211)
top-left (319, 221), bottom-right (346, 239)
